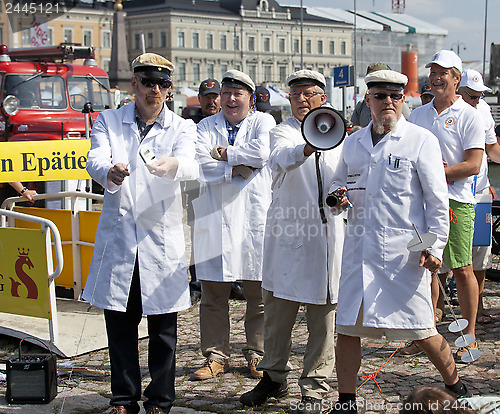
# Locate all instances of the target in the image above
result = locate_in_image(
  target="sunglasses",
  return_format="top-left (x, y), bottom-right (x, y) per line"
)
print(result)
top-left (463, 89), bottom-right (483, 101)
top-left (135, 76), bottom-right (171, 89)
top-left (370, 92), bottom-right (404, 101)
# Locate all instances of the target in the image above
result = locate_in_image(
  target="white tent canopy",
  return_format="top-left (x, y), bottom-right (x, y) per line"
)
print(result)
top-left (179, 86), bottom-right (198, 97)
top-left (268, 85), bottom-right (290, 107)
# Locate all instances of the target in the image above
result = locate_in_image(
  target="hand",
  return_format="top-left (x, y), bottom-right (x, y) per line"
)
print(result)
top-left (220, 147), bottom-right (228, 161)
top-left (107, 163), bottom-right (129, 186)
top-left (210, 145), bottom-right (226, 161)
top-left (146, 156), bottom-right (179, 178)
top-left (304, 143), bottom-right (316, 157)
top-left (232, 165), bottom-right (256, 179)
top-left (21, 189), bottom-right (37, 202)
top-left (419, 251), bottom-right (441, 273)
top-left (329, 186), bottom-right (350, 212)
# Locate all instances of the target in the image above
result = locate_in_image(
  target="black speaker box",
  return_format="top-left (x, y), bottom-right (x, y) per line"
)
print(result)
top-left (6, 354), bottom-right (58, 404)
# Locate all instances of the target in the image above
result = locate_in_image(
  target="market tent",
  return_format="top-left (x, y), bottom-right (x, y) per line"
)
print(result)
top-left (179, 86), bottom-right (198, 97)
top-left (268, 85), bottom-right (290, 106)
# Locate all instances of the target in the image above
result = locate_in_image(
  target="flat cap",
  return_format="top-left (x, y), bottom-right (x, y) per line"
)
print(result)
top-left (366, 62), bottom-right (391, 75)
top-left (199, 78), bottom-right (221, 96)
top-left (426, 50), bottom-right (462, 72)
top-left (460, 69), bottom-right (491, 93)
top-left (255, 86), bottom-right (271, 111)
top-left (287, 69), bottom-right (326, 89)
top-left (365, 69), bottom-right (408, 91)
top-left (131, 53), bottom-right (175, 80)
top-left (222, 70), bottom-right (255, 92)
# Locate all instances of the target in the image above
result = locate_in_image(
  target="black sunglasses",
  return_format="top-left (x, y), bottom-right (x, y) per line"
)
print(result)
top-left (463, 89), bottom-right (483, 101)
top-left (371, 92), bottom-right (404, 101)
top-left (135, 76), bottom-right (171, 89)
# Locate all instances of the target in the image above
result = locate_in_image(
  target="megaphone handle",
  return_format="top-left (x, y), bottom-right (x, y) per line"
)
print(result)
top-left (315, 151), bottom-right (327, 225)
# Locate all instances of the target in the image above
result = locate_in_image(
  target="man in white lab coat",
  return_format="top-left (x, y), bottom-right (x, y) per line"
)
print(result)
top-left (239, 70), bottom-right (345, 414)
top-left (191, 70), bottom-right (276, 380)
top-left (83, 53), bottom-right (199, 414)
top-left (328, 70), bottom-right (469, 414)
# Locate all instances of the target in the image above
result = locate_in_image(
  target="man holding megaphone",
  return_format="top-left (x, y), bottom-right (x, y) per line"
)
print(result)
top-left (327, 70), bottom-right (469, 414)
top-left (240, 70), bottom-right (346, 414)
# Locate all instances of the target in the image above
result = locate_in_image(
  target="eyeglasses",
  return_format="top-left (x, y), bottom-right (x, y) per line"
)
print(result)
top-left (135, 76), bottom-right (171, 90)
top-left (370, 92), bottom-right (404, 101)
top-left (289, 91), bottom-right (321, 100)
top-left (463, 89), bottom-right (483, 101)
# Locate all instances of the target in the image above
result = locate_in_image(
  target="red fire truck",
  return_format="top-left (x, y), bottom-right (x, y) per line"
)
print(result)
top-left (0, 43), bottom-right (112, 203)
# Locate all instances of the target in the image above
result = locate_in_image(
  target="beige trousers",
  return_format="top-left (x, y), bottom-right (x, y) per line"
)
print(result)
top-left (258, 289), bottom-right (336, 399)
top-left (199, 280), bottom-right (264, 363)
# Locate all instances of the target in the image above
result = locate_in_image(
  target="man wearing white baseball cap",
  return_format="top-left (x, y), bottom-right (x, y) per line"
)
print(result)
top-left (409, 51), bottom-right (485, 362)
top-left (458, 69), bottom-right (500, 327)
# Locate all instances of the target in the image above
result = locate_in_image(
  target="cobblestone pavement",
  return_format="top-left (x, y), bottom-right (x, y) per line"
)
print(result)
top-left (0, 279), bottom-right (499, 414)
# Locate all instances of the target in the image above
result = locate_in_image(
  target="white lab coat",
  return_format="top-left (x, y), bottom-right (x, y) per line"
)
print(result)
top-left (193, 110), bottom-right (276, 282)
top-left (331, 117), bottom-right (449, 329)
top-left (82, 103), bottom-right (199, 315)
top-left (262, 116), bottom-right (345, 305)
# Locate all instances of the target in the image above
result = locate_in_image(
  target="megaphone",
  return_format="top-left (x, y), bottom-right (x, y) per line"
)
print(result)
top-left (301, 105), bottom-right (347, 150)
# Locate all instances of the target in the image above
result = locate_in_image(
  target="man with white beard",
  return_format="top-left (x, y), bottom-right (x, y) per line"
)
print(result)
top-left (326, 70), bottom-right (469, 414)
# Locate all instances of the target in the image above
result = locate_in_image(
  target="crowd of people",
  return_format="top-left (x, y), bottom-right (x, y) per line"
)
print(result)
top-left (80, 49), bottom-right (498, 414)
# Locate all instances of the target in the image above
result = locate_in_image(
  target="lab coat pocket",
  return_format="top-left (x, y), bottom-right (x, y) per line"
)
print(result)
top-left (192, 191), bottom-right (221, 263)
top-left (277, 219), bottom-right (304, 249)
top-left (383, 227), bottom-right (418, 280)
top-left (382, 157), bottom-right (410, 193)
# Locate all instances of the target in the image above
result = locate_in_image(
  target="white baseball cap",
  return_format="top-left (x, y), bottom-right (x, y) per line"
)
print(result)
top-left (460, 69), bottom-right (491, 93)
top-left (426, 50), bottom-right (462, 72)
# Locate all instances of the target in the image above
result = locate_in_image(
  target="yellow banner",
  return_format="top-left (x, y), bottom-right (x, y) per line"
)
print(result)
top-left (0, 228), bottom-right (51, 319)
top-left (0, 140), bottom-right (91, 183)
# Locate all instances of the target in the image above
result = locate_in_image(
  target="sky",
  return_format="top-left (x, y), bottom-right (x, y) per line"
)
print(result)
top-left (281, 0), bottom-right (496, 64)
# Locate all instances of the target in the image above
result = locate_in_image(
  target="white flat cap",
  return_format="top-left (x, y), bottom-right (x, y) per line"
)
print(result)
top-left (460, 69), bottom-right (491, 93)
top-left (221, 70), bottom-right (255, 92)
top-left (365, 69), bottom-right (408, 91)
top-left (286, 69), bottom-right (326, 89)
top-left (426, 50), bottom-right (462, 72)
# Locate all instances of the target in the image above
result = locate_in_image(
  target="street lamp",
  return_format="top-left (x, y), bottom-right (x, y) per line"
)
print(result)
top-left (300, 0), bottom-right (303, 69)
top-left (482, 0), bottom-right (488, 76)
top-left (451, 41), bottom-right (466, 57)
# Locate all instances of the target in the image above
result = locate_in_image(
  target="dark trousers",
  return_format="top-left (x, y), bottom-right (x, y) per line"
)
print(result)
top-left (104, 261), bottom-right (177, 413)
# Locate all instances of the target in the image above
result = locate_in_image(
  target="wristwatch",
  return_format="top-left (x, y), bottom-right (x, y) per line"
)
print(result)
top-left (20, 187), bottom-right (28, 195)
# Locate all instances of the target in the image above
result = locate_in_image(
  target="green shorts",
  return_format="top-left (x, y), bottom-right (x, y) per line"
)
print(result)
top-left (443, 199), bottom-right (475, 269)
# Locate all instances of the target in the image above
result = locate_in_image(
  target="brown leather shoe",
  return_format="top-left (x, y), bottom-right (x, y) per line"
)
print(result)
top-left (145, 407), bottom-right (167, 414)
top-left (109, 407), bottom-right (134, 414)
top-left (248, 357), bottom-right (263, 379)
top-left (191, 358), bottom-right (228, 380)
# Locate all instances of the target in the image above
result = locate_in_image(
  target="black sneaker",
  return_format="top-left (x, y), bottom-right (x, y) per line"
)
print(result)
top-left (446, 381), bottom-right (473, 398)
top-left (292, 396), bottom-right (324, 414)
top-left (239, 371), bottom-right (288, 407)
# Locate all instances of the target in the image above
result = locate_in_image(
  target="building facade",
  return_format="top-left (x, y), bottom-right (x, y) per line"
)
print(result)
top-left (1, 1), bottom-right (114, 70)
top-left (125, 0), bottom-right (353, 89)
